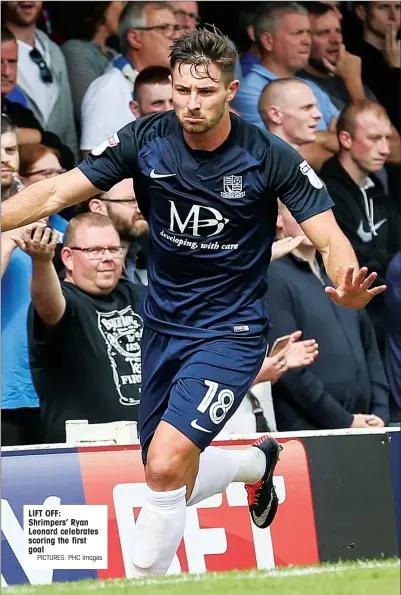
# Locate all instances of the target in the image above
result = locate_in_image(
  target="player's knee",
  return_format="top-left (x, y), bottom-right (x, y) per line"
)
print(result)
top-left (145, 450), bottom-right (187, 491)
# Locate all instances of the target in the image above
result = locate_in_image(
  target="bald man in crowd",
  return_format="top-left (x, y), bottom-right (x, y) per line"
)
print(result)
top-left (259, 77), bottom-right (323, 157)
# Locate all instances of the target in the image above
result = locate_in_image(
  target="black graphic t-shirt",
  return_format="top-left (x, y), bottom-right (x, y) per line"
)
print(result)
top-left (28, 279), bottom-right (145, 443)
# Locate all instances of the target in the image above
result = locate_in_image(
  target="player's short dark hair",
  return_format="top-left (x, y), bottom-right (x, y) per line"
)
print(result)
top-left (169, 27), bottom-right (238, 85)
top-left (1, 113), bottom-right (17, 136)
top-left (134, 66), bottom-right (171, 100)
top-left (63, 212), bottom-right (118, 247)
top-left (299, 1), bottom-right (335, 17)
top-left (1, 26), bottom-right (16, 43)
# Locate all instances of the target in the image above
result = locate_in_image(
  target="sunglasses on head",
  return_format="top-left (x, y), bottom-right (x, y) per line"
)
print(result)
top-left (29, 48), bottom-right (53, 83)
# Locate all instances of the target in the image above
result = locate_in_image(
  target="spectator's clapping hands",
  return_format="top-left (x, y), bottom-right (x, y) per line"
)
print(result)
top-left (285, 330), bottom-right (319, 369)
top-left (14, 222), bottom-right (59, 261)
top-left (271, 236), bottom-right (305, 262)
top-left (254, 331), bottom-right (318, 386)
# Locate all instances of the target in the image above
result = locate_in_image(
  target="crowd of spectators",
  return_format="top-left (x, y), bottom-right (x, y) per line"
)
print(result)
top-left (1, 1), bottom-right (400, 446)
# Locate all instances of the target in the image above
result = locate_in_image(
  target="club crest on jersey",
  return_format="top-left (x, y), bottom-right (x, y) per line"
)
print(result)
top-left (220, 175), bottom-right (245, 199)
top-left (299, 160), bottom-right (323, 189)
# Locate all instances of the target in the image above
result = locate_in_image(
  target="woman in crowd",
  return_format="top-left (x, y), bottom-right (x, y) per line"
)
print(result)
top-left (59, 1), bottom-right (126, 125)
top-left (19, 143), bottom-right (65, 185)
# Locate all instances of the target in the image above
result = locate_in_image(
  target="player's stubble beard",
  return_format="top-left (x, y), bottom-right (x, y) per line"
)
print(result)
top-left (178, 101), bottom-right (226, 134)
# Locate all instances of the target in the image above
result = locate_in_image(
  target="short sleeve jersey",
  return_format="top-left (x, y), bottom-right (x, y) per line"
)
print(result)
top-left (79, 111), bottom-right (334, 338)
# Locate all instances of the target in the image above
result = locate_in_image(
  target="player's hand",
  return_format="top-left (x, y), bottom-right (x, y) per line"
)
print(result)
top-left (366, 415), bottom-right (385, 427)
top-left (325, 266), bottom-right (386, 309)
top-left (14, 222), bottom-right (59, 261)
top-left (271, 236), bottom-right (304, 262)
top-left (384, 24), bottom-right (401, 68)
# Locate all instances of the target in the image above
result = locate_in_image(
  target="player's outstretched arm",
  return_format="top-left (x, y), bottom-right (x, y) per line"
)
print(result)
top-left (300, 209), bottom-right (386, 309)
top-left (1, 168), bottom-right (100, 232)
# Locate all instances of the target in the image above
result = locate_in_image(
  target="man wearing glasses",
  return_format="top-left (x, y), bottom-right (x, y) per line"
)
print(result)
top-left (170, 1), bottom-right (200, 32)
top-left (2, 1), bottom-right (77, 161)
top-left (77, 178), bottom-right (149, 286)
top-left (80, 2), bottom-right (184, 155)
top-left (11, 212), bottom-right (145, 444)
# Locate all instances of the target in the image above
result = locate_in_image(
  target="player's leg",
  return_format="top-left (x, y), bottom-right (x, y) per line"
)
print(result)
top-left (133, 332), bottom-right (280, 577)
top-left (163, 334), bottom-right (281, 522)
top-left (133, 420), bottom-right (201, 577)
top-left (133, 329), bottom-right (196, 578)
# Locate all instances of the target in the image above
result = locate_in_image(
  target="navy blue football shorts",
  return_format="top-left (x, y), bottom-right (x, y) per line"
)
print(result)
top-left (139, 327), bottom-right (268, 464)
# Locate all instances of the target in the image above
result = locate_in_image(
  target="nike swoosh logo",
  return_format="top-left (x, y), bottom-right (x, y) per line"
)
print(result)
top-left (251, 490), bottom-right (274, 527)
top-left (190, 419), bottom-right (212, 433)
top-left (356, 219), bottom-right (387, 243)
top-left (150, 168), bottom-right (176, 179)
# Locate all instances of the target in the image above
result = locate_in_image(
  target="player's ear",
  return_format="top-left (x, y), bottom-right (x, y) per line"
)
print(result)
top-left (226, 79), bottom-right (240, 102)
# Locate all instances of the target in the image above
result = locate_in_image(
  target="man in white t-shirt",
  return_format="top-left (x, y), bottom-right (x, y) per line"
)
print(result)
top-left (80, 1), bottom-right (182, 154)
top-left (3, 1), bottom-right (77, 160)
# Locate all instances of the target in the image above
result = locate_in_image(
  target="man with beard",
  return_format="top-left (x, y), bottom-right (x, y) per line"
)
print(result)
top-left (2, 28), bottom-right (386, 578)
top-left (77, 178), bottom-right (149, 285)
top-left (1, 114), bottom-right (21, 201)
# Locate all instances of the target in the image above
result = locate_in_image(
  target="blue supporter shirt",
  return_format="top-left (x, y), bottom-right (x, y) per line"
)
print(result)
top-left (79, 111), bottom-right (333, 339)
top-left (232, 64), bottom-right (339, 131)
top-left (1, 214), bottom-right (67, 410)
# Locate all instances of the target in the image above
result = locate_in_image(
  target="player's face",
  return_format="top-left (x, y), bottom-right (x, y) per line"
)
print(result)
top-left (269, 13), bottom-right (311, 72)
top-left (102, 179), bottom-right (148, 238)
top-left (172, 62), bottom-right (239, 134)
top-left (309, 11), bottom-right (342, 65)
top-left (1, 131), bottom-right (19, 187)
top-left (281, 85), bottom-right (322, 144)
top-left (3, 2), bottom-right (43, 27)
top-left (347, 112), bottom-right (391, 174)
top-left (1, 39), bottom-right (18, 95)
top-left (62, 225), bottom-right (123, 295)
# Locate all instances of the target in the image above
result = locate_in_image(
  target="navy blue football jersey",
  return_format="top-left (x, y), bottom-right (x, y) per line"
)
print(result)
top-left (79, 111), bottom-right (334, 338)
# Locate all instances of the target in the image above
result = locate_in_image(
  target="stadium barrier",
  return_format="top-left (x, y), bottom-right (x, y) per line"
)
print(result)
top-left (1, 427), bottom-right (400, 586)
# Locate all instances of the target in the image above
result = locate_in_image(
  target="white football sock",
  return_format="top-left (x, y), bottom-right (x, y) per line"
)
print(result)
top-left (132, 485), bottom-right (187, 576)
top-left (187, 446), bottom-right (266, 507)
